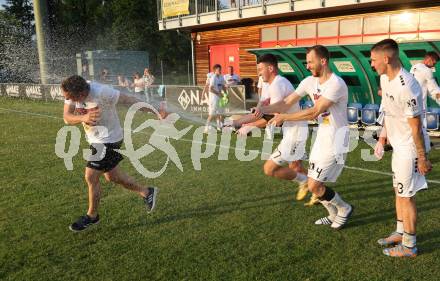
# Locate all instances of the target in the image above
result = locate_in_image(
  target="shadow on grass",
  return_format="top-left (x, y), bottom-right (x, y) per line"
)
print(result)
top-left (418, 230), bottom-right (440, 255)
top-left (346, 197), bottom-right (440, 230)
top-left (106, 192), bottom-right (295, 231)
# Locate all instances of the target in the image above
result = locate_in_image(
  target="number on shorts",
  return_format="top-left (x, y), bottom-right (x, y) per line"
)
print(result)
top-left (397, 183), bottom-right (404, 194)
top-left (316, 167), bottom-right (323, 178)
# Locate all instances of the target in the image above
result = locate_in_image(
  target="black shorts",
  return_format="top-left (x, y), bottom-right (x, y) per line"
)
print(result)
top-left (86, 141), bottom-right (124, 172)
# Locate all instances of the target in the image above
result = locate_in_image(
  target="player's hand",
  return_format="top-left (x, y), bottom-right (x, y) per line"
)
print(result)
top-left (158, 109), bottom-right (168, 120)
top-left (436, 93), bottom-right (440, 100)
top-left (251, 107), bottom-right (263, 118)
top-left (236, 125), bottom-right (254, 136)
top-left (417, 157), bottom-right (432, 175)
top-left (268, 113), bottom-right (284, 127)
top-left (261, 99), bottom-right (270, 106)
top-left (374, 137), bottom-right (386, 160)
top-left (82, 108), bottom-right (101, 125)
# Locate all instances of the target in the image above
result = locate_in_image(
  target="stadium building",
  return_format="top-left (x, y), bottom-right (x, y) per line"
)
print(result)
top-left (157, 0), bottom-right (440, 106)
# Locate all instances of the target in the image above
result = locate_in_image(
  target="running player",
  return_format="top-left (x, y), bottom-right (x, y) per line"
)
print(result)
top-left (62, 75), bottom-right (160, 232)
top-left (251, 54), bottom-right (309, 201)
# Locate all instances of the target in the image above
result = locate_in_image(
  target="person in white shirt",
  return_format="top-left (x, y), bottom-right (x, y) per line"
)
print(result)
top-left (143, 68), bottom-right (155, 102)
top-left (230, 76), bottom-right (270, 134)
top-left (250, 54), bottom-right (309, 201)
top-left (224, 66), bottom-right (241, 86)
top-left (132, 72), bottom-right (144, 95)
top-left (205, 64), bottom-right (227, 133)
top-left (257, 75), bottom-right (270, 101)
top-left (410, 51), bottom-right (440, 124)
top-left (371, 39), bottom-right (432, 257)
top-left (202, 71), bottom-right (214, 98)
top-left (62, 75), bottom-right (162, 232)
top-left (257, 45), bottom-right (353, 230)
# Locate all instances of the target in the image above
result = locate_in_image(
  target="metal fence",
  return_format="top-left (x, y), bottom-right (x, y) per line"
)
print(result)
top-left (157, 0), bottom-right (291, 20)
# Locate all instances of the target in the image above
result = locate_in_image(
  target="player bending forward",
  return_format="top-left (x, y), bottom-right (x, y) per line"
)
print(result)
top-left (62, 75), bottom-right (161, 232)
top-left (256, 45), bottom-right (353, 230)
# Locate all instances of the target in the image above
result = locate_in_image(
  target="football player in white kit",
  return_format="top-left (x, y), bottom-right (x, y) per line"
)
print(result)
top-left (62, 75), bottom-right (161, 232)
top-left (204, 64), bottom-right (227, 133)
top-left (257, 45), bottom-right (353, 230)
top-left (410, 51), bottom-right (440, 124)
top-left (371, 39), bottom-right (432, 257)
top-left (250, 54), bottom-right (309, 198)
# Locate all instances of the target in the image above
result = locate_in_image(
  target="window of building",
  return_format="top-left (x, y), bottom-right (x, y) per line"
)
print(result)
top-left (340, 18), bottom-right (362, 36)
top-left (318, 21), bottom-right (338, 37)
top-left (297, 23), bottom-right (316, 38)
top-left (261, 27), bottom-right (277, 42)
top-left (420, 11), bottom-right (440, 30)
top-left (364, 15), bottom-right (389, 34)
top-left (278, 25), bottom-right (296, 41)
top-left (390, 12), bottom-right (418, 33)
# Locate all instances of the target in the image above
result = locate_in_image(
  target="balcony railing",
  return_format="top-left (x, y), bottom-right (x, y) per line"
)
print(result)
top-left (157, 0), bottom-right (291, 21)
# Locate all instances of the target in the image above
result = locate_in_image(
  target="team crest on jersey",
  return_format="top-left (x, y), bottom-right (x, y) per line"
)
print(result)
top-left (385, 92), bottom-right (394, 102)
top-left (313, 89), bottom-right (321, 101)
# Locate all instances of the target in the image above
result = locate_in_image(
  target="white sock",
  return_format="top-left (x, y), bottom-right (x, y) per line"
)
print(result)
top-left (293, 173), bottom-right (307, 183)
top-left (396, 220), bottom-right (404, 234)
top-left (329, 192), bottom-right (351, 213)
top-left (320, 200), bottom-right (337, 219)
top-left (402, 232), bottom-right (416, 248)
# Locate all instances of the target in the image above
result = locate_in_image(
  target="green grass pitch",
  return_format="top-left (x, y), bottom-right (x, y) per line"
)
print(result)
top-left (1, 96), bottom-right (440, 281)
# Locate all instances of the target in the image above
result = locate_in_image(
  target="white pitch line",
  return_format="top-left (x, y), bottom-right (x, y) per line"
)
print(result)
top-left (0, 107), bottom-right (62, 119)
top-left (1, 106), bottom-right (439, 185)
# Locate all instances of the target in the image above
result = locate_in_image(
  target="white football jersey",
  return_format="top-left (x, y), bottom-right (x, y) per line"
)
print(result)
top-left (268, 75), bottom-right (306, 129)
top-left (380, 68), bottom-right (429, 152)
top-left (295, 73), bottom-right (348, 130)
top-left (258, 76), bottom-right (270, 101)
top-left (223, 73), bottom-right (240, 86)
top-left (410, 63), bottom-right (440, 110)
top-left (209, 74), bottom-right (226, 94)
top-left (65, 82), bottom-right (123, 144)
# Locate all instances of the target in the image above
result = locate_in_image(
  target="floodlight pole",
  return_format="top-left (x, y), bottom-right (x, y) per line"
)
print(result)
top-left (33, 0), bottom-right (49, 84)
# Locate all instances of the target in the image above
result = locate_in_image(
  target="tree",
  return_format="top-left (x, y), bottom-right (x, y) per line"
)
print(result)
top-left (0, 10), bottom-right (38, 82)
top-left (2, 0), bottom-right (34, 33)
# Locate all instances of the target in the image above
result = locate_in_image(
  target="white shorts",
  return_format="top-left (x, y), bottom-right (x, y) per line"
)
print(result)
top-left (307, 126), bottom-right (348, 182)
top-left (269, 126), bottom-right (308, 166)
top-left (208, 93), bottom-right (223, 115)
top-left (392, 151), bottom-right (427, 198)
top-left (308, 155), bottom-right (345, 183)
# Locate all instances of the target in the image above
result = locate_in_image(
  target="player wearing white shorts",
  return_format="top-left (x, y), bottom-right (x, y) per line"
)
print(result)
top-left (257, 46), bottom-right (353, 230)
top-left (62, 75), bottom-right (162, 232)
top-left (371, 39), bottom-right (432, 257)
top-left (250, 54), bottom-right (309, 198)
top-left (410, 51), bottom-right (440, 126)
top-left (204, 64), bottom-right (227, 133)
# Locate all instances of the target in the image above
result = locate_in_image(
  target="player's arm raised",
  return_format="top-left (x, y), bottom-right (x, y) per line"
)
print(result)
top-left (408, 116), bottom-right (432, 175)
top-left (117, 91), bottom-right (167, 119)
top-left (268, 95), bottom-right (333, 126)
top-left (252, 92), bottom-right (301, 118)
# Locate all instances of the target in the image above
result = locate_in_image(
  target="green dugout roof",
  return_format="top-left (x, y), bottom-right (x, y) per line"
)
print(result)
top-left (248, 41), bottom-right (440, 107)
